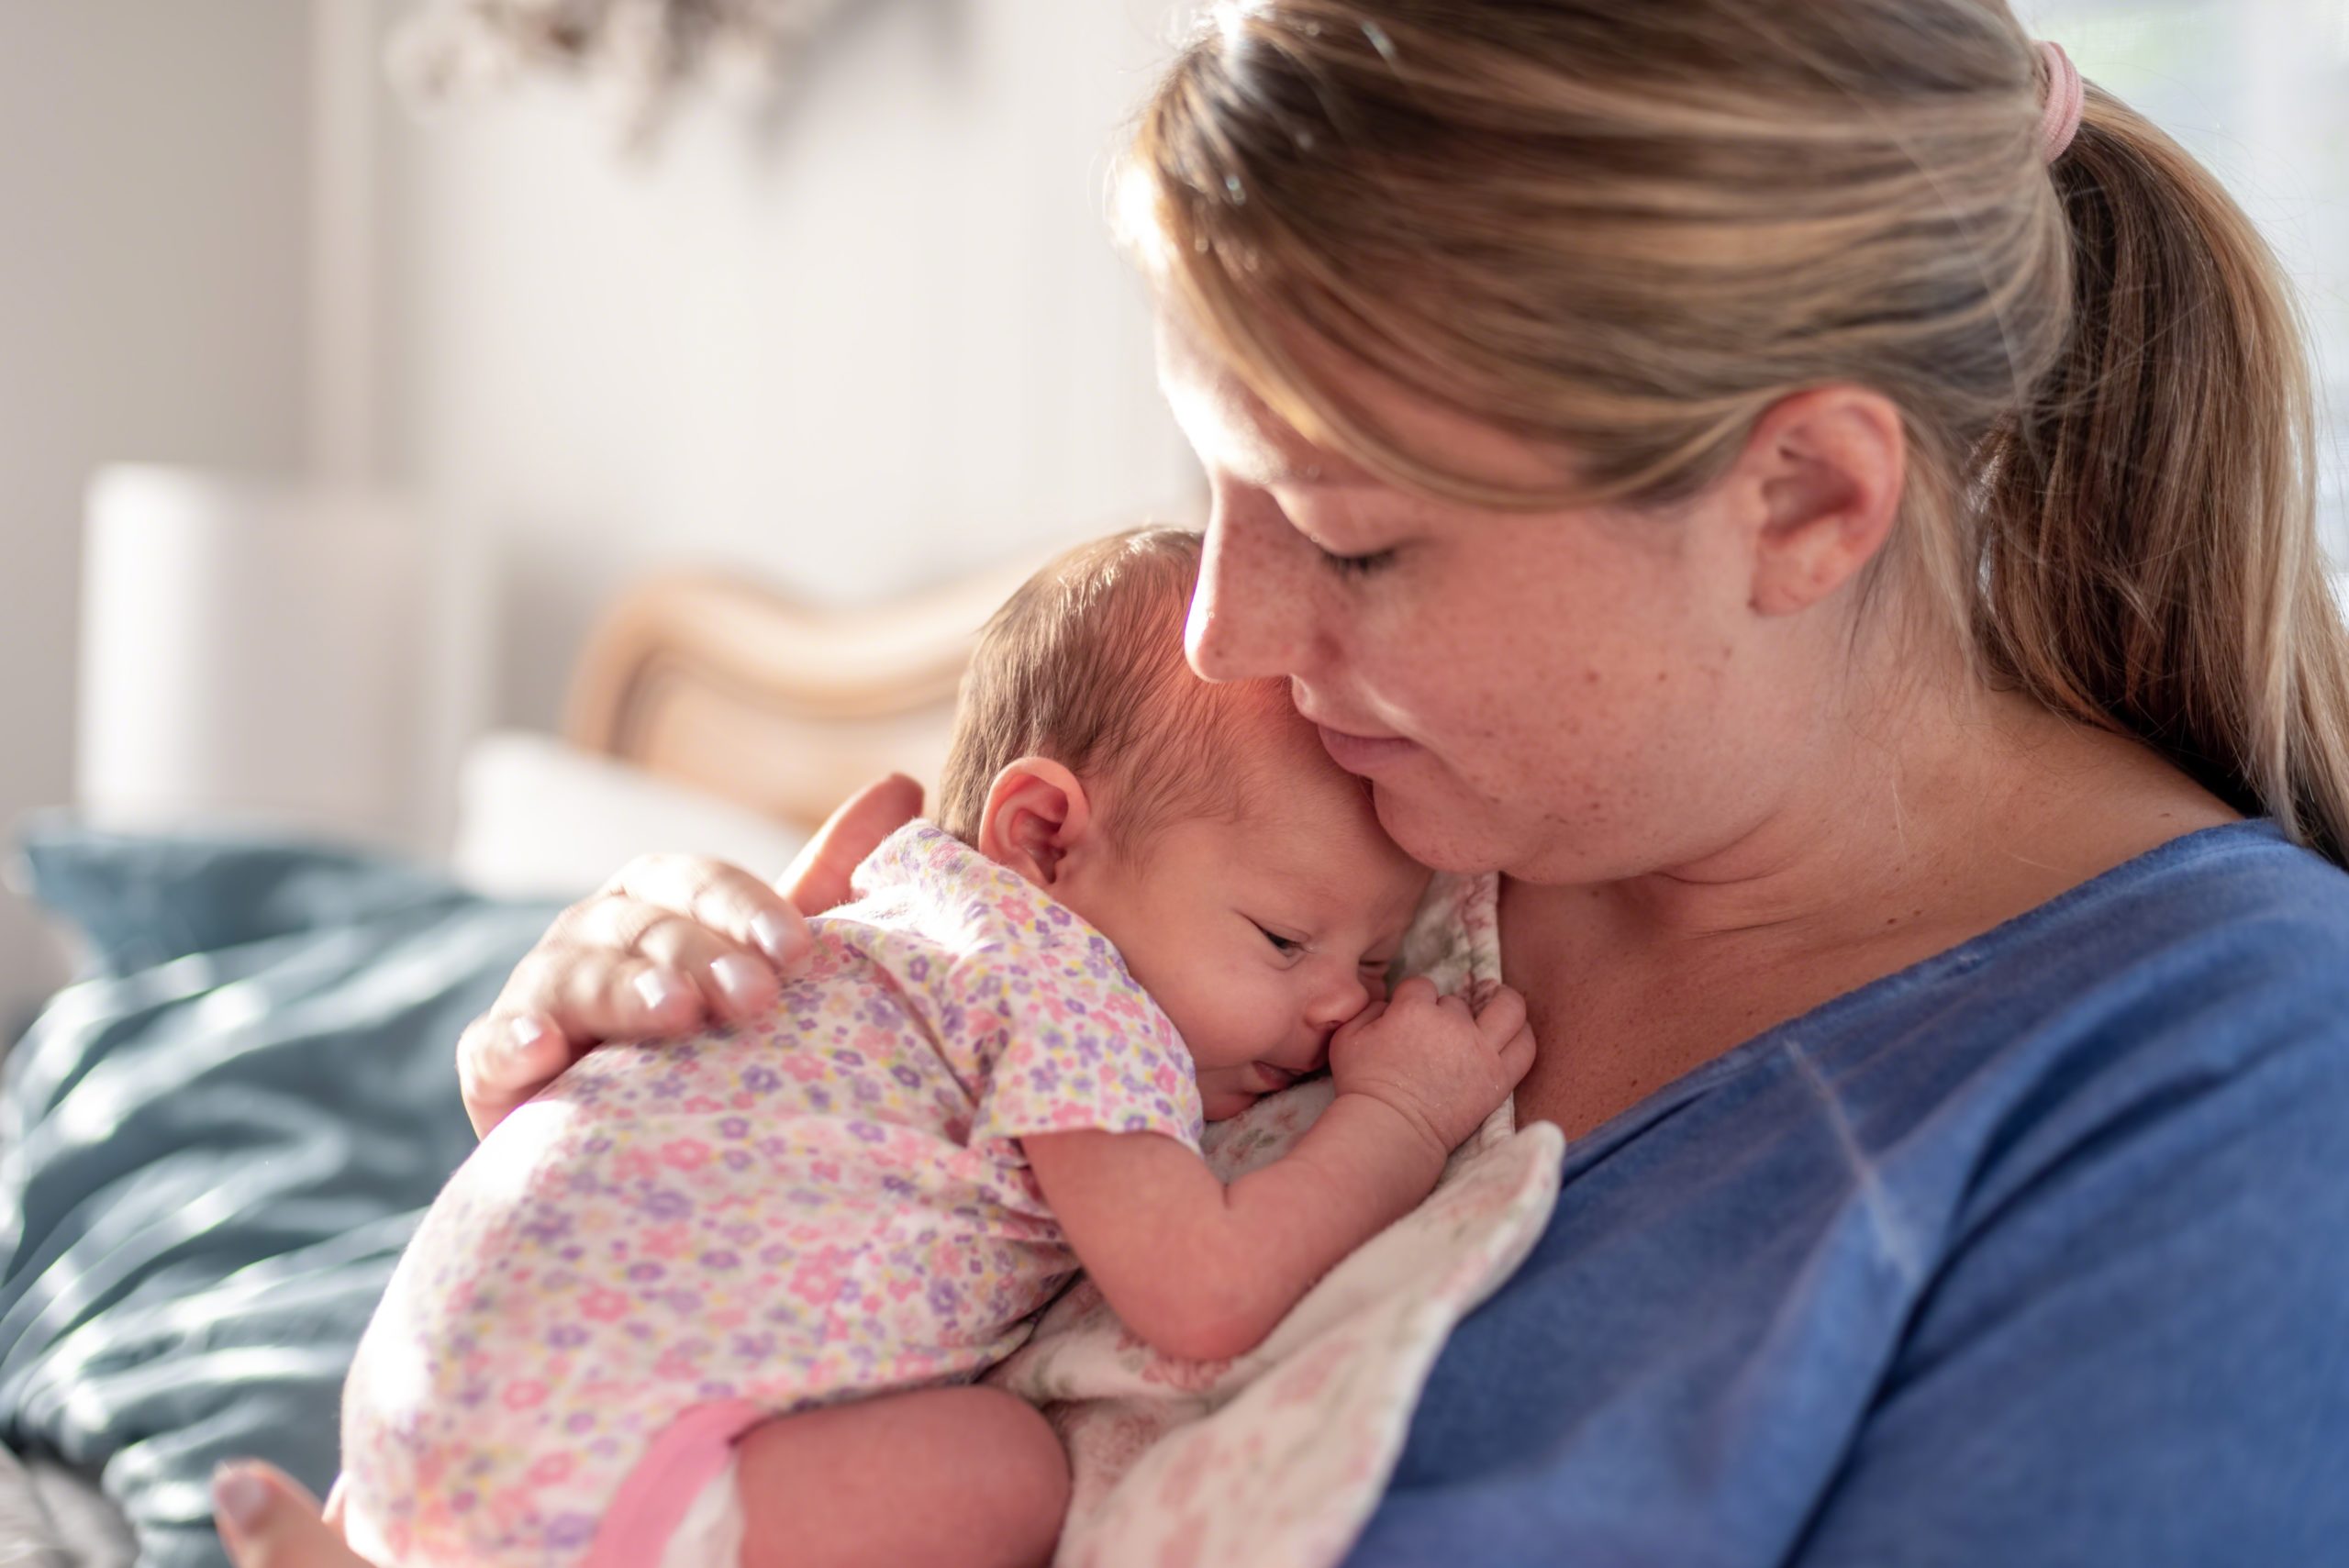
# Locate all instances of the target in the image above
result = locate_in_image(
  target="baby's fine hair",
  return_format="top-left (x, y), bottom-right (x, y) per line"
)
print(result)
top-left (937, 528), bottom-right (1286, 851)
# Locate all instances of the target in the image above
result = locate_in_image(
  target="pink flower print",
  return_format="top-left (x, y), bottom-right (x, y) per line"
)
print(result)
top-left (781, 1051), bottom-right (825, 1084)
top-left (1138, 1348), bottom-right (1234, 1393)
top-left (1155, 1511), bottom-right (1209, 1568)
top-left (681, 1095), bottom-right (723, 1115)
top-left (500, 1380), bottom-right (548, 1410)
top-left (581, 1288), bottom-right (630, 1323)
top-left (526, 1453), bottom-right (574, 1487)
top-left (1157, 1430), bottom-right (1218, 1510)
top-left (789, 1253), bottom-right (848, 1307)
top-left (658, 1139), bottom-right (712, 1173)
top-left (614, 1147), bottom-right (658, 1183)
top-left (1269, 1337), bottom-right (1347, 1407)
top-left (643, 1223), bottom-right (691, 1261)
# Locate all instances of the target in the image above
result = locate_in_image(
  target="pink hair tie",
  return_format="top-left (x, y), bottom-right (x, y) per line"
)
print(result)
top-left (2035, 40), bottom-right (2085, 162)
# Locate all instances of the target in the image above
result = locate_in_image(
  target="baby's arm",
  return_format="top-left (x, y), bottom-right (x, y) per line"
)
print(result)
top-left (1022, 978), bottom-right (1535, 1364)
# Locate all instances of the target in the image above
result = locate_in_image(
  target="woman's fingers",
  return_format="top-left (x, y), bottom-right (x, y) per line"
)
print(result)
top-left (455, 775), bottom-right (920, 1140)
top-left (780, 773), bottom-right (924, 915)
top-left (455, 1010), bottom-right (573, 1138)
top-left (597, 854), bottom-right (817, 978)
top-left (214, 1462), bottom-right (368, 1568)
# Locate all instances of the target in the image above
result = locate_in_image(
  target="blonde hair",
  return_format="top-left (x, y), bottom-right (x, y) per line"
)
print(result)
top-left (937, 528), bottom-right (1289, 849)
top-left (1123, 0), bottom-right (2349, 866)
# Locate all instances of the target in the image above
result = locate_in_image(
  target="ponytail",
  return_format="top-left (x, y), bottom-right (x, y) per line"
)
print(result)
top-left (1975, 84), bottom-right (2349, 866)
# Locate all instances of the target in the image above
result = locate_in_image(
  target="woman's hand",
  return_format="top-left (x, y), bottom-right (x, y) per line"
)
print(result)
top-left (213, 1464), bottom-right (363, 1568)
top-left (455, 773), bottom-right (924, 1136)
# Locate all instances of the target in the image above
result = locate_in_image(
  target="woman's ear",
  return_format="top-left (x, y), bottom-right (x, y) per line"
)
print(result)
top-left (1738, 385), bottom-right (1907, 617)
top-left (977, 758), bottom-right (1096, 888)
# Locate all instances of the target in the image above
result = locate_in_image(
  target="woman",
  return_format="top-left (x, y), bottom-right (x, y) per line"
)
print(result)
top-left (218, 3), bottom-right (2349, 1562)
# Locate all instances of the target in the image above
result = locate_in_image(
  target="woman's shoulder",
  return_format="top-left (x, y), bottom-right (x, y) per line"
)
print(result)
top-left (1810, 818), bottom-right (2349, 1055)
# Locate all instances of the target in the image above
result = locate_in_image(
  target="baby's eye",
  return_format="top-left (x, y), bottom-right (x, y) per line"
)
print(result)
top-left (1254, 923), bottom-right (1304, 956)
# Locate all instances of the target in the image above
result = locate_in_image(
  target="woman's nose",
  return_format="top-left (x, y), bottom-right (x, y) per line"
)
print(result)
top-left (1186, 491), bottom-right (1308, 683)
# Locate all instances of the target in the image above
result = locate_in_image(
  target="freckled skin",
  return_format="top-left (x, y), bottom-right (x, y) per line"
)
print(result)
top-left (1166, 314), bottom-right (1791, 887)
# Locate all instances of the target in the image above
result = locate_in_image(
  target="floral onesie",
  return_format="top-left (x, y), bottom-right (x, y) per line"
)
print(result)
top-left (339, 824), bottom-right (1205, 1568)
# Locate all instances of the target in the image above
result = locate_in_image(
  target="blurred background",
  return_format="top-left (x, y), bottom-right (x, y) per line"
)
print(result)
top-left (1, 0), bottom-right (2344, 1030)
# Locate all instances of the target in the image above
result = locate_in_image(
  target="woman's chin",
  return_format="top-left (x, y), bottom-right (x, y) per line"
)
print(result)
top-left (1367, 778), bottom-right (1518, 876)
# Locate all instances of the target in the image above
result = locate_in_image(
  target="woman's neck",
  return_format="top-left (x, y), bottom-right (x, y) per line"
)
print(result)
top-left (1500, 671), bottom-right (2237, 1138)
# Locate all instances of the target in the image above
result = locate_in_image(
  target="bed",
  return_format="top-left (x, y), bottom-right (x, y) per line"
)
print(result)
top-left (0, 551), bottom-right (1562, 1568)
top-left (0, 557), bottom-right (1044, 1568)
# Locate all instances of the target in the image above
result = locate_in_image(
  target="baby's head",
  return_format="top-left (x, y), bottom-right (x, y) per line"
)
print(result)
top-left (940, 528), bottom-right (1431, 1120)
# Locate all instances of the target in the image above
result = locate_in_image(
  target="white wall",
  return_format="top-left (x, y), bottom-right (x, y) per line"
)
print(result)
top-left (0, 2), bottom-right (313, 1026)
top-left (362, 0), bottom-right (1204, 730)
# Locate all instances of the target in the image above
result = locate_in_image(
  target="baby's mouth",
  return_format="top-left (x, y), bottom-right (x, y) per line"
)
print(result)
top-left (1250, 1062), bottom-right (1302, 1092)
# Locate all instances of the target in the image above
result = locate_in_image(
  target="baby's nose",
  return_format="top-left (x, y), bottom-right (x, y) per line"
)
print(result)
top-left (1304, 971), bottom-right (1371, 1034)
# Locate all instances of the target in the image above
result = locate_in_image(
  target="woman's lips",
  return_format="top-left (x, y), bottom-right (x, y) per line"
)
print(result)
top-left (1315, 724), bottom-right (1422, 773)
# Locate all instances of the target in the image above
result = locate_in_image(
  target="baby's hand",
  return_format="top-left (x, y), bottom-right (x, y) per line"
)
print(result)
top-left (1327, 978), bottom-right (1537, 1160)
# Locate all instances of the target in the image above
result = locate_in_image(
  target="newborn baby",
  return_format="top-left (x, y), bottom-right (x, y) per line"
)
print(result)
top-left (339, 528), bottom-right (1533, 1568)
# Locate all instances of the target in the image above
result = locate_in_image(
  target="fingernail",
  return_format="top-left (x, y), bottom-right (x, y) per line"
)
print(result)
top-left (507, 1016), bottom-right (553, 1057)
top-left (750, 912), bottom-right (798, 967)
top-left (711, 955), bottom-right (766, 1009)
top-left (633, 969), bottom-right (687, 1014)
top-left (213, 1464), bottom-right (272, 1534)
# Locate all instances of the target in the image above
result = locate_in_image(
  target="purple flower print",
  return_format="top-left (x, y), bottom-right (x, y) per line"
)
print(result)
top-left (701, 1250), bottom-right (740, 1271)
top-left (520, 1211), bottom-right (573, 1246)
top-left (848, 1120), bottom-right (885, 1144)
top-left (740, 1064), bottom-right (782, 1095)
top-left (641, 1187), bottom-right (694, 1222)
top-left (546, 1515), bottom-right (597, 1549)
top-left (719, 1117), bottom-right (751, 1140)
top-left (892, 1064), bottom-right (923, 1090)
top-left (627, 1262), bottom-right (665, 1284)
top-left (546, 1323), bottom-right (591, 1350)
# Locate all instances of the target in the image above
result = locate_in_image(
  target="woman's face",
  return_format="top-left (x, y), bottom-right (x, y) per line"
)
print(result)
top-left (1158, 316), bottom-right (1833, 887)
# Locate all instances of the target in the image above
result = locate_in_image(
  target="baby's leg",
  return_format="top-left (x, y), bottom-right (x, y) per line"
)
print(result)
top-left (735, 1385), bottom-right (1068, 1568)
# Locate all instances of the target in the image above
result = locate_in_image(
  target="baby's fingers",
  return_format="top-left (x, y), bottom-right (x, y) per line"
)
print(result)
top-left (1474, 984), bottom-right (1528, 1050)
top-left (1386, 975), bottom-right (1441, 1009)
top-left (1495, 1021), bottom-right (1537, 1091)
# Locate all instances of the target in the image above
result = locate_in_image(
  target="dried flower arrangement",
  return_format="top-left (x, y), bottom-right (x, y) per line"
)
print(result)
top-left (389, 0), bottom-right (866, 149)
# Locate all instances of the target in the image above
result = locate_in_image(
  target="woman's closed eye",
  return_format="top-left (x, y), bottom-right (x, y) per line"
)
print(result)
top-left (1318, 545), bottom-right (1396, 578)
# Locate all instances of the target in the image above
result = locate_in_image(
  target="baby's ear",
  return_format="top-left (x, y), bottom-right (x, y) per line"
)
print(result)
top-left (977, 758), bottom-right (1096, 887)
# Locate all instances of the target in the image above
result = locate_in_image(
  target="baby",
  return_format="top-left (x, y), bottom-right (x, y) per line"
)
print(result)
top-left (339, 528), bottom-right (1533, 1568)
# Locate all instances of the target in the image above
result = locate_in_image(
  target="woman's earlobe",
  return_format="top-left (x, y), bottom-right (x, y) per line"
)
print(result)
top-left (976, 759), bottom-right (1094, 888)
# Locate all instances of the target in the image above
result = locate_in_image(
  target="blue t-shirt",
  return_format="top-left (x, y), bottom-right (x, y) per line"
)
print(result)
top-left (1350, 820), bottom-right (2349, 1566)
